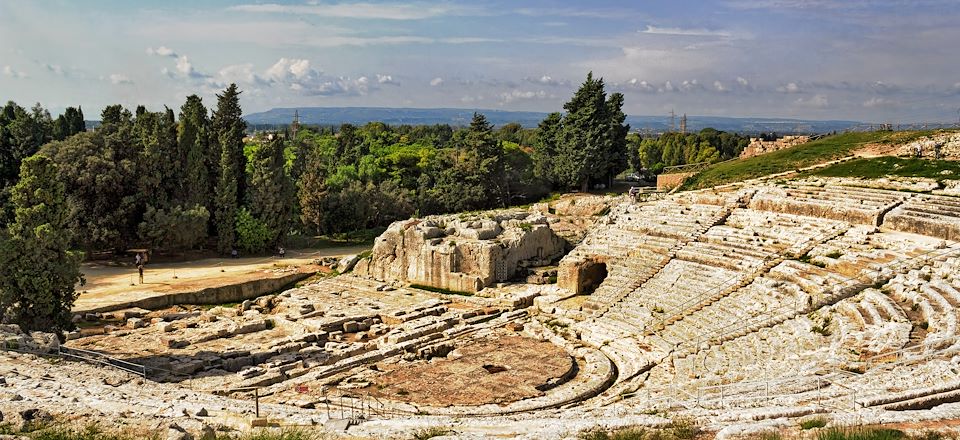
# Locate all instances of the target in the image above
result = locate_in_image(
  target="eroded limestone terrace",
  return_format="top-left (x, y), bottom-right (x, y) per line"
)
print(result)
top-left (4, 177), bottom-right (960, 438)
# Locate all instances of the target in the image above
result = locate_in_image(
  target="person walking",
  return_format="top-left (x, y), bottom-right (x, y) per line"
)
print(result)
top-left (278, 246), bottom-right (285, 259)
top-left (136, 252), bottom-right (145, 284)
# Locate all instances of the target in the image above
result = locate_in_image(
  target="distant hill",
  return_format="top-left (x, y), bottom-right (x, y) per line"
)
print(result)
top-left (243, 106), bottom-right (863, 134)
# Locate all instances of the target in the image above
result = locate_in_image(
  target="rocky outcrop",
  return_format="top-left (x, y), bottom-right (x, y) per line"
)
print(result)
top-left (357, 211), bottom-right (568, 292)
top-left (740, 135), bottom-right (809, 159)
top-left (0, 325), bottom-right (59, 354)
top-left (901, 132), bottom-right (960, 160)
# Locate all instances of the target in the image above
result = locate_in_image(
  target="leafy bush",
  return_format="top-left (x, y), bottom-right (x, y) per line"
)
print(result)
top-left (138, 204), bottom-right (209, 250)
top-left (235, 207), bottom-right (271, 253)
top-left (801, 417), bottom-right (829, 430)
top-left (669, 417), bottom-right (700, 440)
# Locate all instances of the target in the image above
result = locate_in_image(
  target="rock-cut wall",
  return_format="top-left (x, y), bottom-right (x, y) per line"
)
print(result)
top-left (357, 211), bottom-right (568, 292)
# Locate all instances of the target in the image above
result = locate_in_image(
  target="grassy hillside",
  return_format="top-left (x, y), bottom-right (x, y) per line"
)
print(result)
top-left (679, 130), bottom-right (940, 190)
top-left (807, 156), bottom-right (960, 180)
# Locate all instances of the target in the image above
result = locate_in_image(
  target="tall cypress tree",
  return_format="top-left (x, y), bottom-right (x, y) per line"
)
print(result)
top-left (549, 72), bottom-right (629, 191)
top-left (249, 135), bottom-right (294, 247)
top-left (211, 84), bottom-right (246, 253)
top-left (178, 95), bottom-right (212, 210)
top-left (0, 155), bottom-right (83, 335)
top-left (462, 112), bottom-right (504, 206)
top-left (532, 112), bottom-right (562, 185)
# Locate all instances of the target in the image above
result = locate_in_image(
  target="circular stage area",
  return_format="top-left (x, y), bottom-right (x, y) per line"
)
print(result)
top-left (362, 335), bottom-right (574, 406)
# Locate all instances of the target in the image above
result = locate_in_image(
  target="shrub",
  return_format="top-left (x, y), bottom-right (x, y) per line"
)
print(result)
top-left (801, 417), bottom-right (828, 430)
top-left (138, 204), bottom-right (210, 250)
top-left (411, 427), bottom-right (451, 440)
top-left (578, 427), bottom-right (649, 440)
top-left (235, 207), bottom-right (272, 253)
top-left (670, 417), bottom-right (700, 440)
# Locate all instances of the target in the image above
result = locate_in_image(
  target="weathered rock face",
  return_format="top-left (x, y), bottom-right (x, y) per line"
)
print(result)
top-left (0, 324), bottom-right (59, 354)
top-left (358, 211), bottom-right (568, 292)
top-left (739, 135), bottom-right (809, 159)
top-left (901, 132), bottom-right (960, 160)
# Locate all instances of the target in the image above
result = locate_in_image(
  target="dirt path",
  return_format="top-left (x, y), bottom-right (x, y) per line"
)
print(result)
top-left (73, 245), bottom-right (370, 313)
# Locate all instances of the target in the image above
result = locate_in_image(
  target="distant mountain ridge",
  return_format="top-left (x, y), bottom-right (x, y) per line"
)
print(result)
top-left (244, 106), bottom-right (863, 134)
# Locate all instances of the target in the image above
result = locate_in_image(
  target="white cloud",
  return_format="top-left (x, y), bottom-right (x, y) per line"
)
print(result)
top-left (713, 80), bottom-right (728, 92)
top-left (376, 74), bottom-right (399, 85)
top-left (460, 95), bottom-right (484, 103)
top-left (796, 94), bottom-right (829, 108)
top-left (429, 77), bottom-right (444, 86)
top-left (678, 79), bottom-right (703, 92)
top-left (2, 66), bottom-right (28, 79)
top-left (777, 82), bottom-right (802, 93)
top-left (266, 58), bottom-right (314, 81)
top-left (640, 25), bottom-right (731, 38)
top-left (524, 75), bottom-right (568, 87)
top-left (229, 2), bottom-right (472, 20)
top-left (625, 78), bottom-right (656, 92)
top-left (737, 76), bottom-right (750, 86)
top-left (108, 73), bottom-right (133, 85)
top-left (146, 46), bottom-right (178, 58)
top-left (863, 97), bottom-right (893, 107)
top-left (215, 63), bottom-right (265, 86)
top-left (499, 89), bottom-right (548, 104)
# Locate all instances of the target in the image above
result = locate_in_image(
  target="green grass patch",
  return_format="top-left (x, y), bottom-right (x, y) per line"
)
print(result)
top-left (818, 426), bottom-right (905, 440)
top-left (801, 417), bottom-right (829, 430)
top-left (806, 157), bottom-right (960, 181)
top-left (408, 283), bottom-right (473, 296)
top-left (577, 419), bottom-right (700, 440)
top-left (680, 130), bottom-right (944, 190)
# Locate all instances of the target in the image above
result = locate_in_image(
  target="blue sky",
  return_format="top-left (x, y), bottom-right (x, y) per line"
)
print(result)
top-left (1, 0), bottom-right (959, 122)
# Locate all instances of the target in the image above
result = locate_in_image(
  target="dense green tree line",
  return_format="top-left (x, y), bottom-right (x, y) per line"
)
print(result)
top-left (0, 74), bottom-right (630, 333)
top-left (0, 75), bottom-right (632, 256)
top-left (629, 128), bottom-right (751, 175)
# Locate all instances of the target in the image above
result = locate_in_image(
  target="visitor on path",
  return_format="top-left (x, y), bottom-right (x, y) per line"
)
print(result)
top-left (231, 248), bottom-right (239, 259)
top-left (136, 252), bottom-right (145, 284)
top-left (278, 246), bottom-right (285, 258)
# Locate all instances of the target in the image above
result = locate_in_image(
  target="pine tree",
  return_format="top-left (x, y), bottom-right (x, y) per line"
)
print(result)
top-left (0, 155), bottom-right (83, 335)
top-left (248, 135), bottom-right (294, 248)
top-left (211, 84), bottom-right (246, 253)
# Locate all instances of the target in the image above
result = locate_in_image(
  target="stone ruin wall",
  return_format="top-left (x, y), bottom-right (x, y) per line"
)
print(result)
top-left (740, 135), bottom-right (810, 159)
top-left (900, 132), bottom-right (960, 160)
top-left (357, 212), bottom-right (568, 292)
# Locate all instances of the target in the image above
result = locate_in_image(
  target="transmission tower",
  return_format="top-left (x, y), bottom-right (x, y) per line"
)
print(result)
top-left (680, 113), bottom-right (687, 134)
top-left (291, 109), bottom-right (301, 139)
top-left (669, 110), bottom-right (676, 133)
